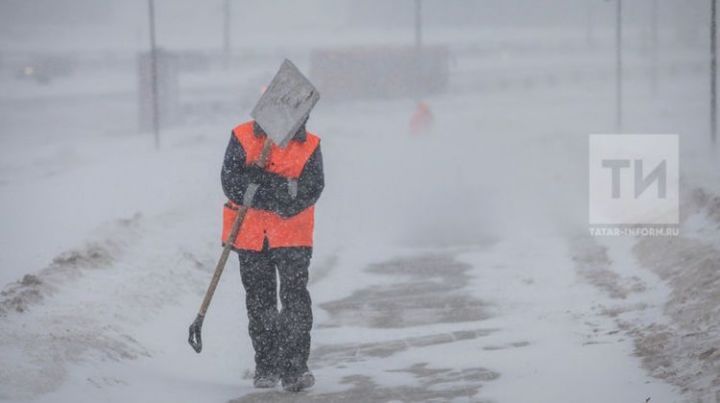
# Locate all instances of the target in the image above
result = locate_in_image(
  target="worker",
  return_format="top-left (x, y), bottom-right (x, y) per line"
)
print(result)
top-left (220, 117), bottom-right (324, 392)
top-left (409, 101), bottom-right (434, 135)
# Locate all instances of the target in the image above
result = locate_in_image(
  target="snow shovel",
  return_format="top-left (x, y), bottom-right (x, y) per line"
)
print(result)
top-left (188, 59), bottom-right (320, 354)
top-left (188, 138), bottom-right (272, 353)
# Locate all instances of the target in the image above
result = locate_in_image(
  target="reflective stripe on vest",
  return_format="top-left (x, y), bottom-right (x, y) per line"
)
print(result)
top-left (221, 121), bottom-right (320, 251)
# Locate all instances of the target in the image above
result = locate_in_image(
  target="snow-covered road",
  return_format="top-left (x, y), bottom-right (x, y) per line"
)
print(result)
top-left (1, 51), bottom-right (712, 402)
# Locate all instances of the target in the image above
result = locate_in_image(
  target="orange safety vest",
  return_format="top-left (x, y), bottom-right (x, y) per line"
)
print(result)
top-left (222, 121), bottom-right (320, 251)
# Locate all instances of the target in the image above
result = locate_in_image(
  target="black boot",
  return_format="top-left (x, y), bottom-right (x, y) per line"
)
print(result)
top-left (253, 371), bottom-right (280, 389)
top-left (281, 371), bottom-right (314, 392)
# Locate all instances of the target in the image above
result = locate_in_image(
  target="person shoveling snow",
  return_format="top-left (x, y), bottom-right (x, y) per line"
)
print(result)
top-left (188, 59), bottom-right (324, 393)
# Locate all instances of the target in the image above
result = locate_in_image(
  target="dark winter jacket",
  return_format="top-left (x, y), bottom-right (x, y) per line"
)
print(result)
top-left (221, 122), bottom-right (324, 218)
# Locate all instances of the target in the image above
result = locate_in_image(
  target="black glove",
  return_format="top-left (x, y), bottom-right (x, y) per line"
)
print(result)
top-left (243, 165), bottom-right (288, 191)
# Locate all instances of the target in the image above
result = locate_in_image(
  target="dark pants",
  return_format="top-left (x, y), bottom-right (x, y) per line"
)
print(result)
top-left (237, 243), bottom-right (313, 379)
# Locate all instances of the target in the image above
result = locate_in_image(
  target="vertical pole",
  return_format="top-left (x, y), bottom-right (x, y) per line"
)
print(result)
top-left (586, 0), bottom-right (595, 48)
top-left (650, 0), bottom-right (659, 95)
top-left (223, 0), bottom-right (231, 69)
top-left (616, 0), bottom-right (623, 132)
top-left (414, 0), bottom-right (422, 49)
top-left (148, 0), bottom-right (160, 149)
top-left (414, 0), bottom-right (423, 102)
top-left (711, 0), bottom-right (718, 144)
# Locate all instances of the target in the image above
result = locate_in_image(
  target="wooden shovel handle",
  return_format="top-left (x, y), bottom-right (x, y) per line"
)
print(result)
top-left (196, 137), bottom-right (273, 318)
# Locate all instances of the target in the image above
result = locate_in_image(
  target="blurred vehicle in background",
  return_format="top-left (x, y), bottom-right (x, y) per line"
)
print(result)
top-left (14, 55), bottom-right (74, 84)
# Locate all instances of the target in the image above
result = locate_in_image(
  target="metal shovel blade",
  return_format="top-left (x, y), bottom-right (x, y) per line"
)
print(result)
top-left (188, 314), bottom-right (204, 353)
top-left (251, 59), bottom-right (320, 148)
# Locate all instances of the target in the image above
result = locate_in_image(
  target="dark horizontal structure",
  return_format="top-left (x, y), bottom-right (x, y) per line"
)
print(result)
top-left (309, 45), bottom-right (449, 101)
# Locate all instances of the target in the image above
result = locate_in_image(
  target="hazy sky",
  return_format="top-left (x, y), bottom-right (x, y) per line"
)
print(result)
top-left (0, 0), bottom-right (709, 52)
